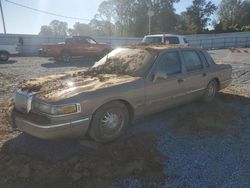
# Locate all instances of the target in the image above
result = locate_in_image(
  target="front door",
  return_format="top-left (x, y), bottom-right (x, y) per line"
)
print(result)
top-left (145, 50), bottom-right (184, 114)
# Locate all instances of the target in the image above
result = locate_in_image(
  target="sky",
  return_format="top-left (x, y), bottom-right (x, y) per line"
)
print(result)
top-left (0, 0), bottom-right (221, 35)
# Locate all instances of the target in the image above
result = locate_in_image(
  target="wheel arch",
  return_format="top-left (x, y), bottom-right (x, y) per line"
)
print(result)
top-left (0, 50), bottom-right (9, 55)
top-left (91, 99), bottom-right (135, 124)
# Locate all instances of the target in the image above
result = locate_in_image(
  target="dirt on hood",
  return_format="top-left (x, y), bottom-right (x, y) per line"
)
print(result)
top-left (19, 70), bottom-right (140, 102)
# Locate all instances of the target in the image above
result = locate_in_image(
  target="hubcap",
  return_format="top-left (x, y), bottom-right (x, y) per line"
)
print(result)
top-left (100, 111), bottom-right (124, 136)
top-left (101, 112), bottom-right (120, 129)
top-left (207, 83), bottom-right (215, 97)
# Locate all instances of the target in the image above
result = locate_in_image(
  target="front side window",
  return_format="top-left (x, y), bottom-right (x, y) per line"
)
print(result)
top-left (182, 51), bottom-right (203, 72)
top-left (157, 51), bottom-right (182, 75)
top-left (164, 37), bottom-right (180, 44)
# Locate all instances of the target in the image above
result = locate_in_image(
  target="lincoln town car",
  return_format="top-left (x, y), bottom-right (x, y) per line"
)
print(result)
top-left (12, 45), bottom-right (232, 142)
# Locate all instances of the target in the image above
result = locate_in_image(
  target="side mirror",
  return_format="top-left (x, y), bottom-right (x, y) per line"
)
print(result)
top-left (153, 71), bottom-right (167, 82)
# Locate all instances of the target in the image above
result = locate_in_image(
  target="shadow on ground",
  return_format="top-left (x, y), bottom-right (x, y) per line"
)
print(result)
top-left (170, 92), bottom-right (245, 137)
top-left (0, 60), bottom-right (18, 65)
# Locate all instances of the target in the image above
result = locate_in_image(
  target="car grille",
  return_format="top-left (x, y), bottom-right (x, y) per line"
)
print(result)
top-left (15, 91), bottom-right (33, 113)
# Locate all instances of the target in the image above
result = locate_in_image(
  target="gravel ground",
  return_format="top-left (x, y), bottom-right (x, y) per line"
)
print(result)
top-left (0, 49), bottom-right (250, 187)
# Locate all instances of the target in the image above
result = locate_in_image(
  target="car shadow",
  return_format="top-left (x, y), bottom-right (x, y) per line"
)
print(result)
top-left (0, 60), bottom-right (18, 64)
top-left (126, 92), bottom-right (250, 138)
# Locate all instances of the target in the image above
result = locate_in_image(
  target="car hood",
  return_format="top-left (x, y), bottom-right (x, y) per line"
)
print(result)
top-left (19, 70), bottom-right (140, 102)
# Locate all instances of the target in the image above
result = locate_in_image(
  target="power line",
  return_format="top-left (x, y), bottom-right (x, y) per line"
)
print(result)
top-left (5, 0), bottom-right (91, 21)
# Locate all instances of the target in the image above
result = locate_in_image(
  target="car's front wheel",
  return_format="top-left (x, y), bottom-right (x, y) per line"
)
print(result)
top-left (202, 79), bottom-right (218, 102)
top-left (0, 51), bottom-right (9, 61)
top-left (89, 101), bottom-right (129, 143)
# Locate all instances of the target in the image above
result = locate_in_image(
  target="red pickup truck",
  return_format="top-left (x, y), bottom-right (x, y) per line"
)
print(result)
top-left (40, 36), bottom-right (113, 62)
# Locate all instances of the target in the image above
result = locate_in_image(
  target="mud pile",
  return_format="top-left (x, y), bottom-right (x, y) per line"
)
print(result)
top-left (0, 134), bottom-right (166, 188)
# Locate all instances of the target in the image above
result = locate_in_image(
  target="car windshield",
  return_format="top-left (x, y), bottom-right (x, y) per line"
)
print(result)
top-left (88, 48), bottom-right (155, 77)
top-left (142, 36), bottom-right (162, 44)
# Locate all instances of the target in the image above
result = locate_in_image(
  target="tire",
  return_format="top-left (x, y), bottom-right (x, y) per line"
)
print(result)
top-left (202, 80), bottom-right (218, 102)
top-left (0, 51), bottom-right (9, 61)
top-left (89, 101), bottom-right (129, 143)
top-left (61, 51), bottom-right (72, 63)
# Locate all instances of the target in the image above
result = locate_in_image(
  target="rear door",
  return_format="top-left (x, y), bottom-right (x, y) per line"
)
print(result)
top-left (145, 50), bottom-right (184, 113)
top-left (85, 37), bottom-right (101, 56)
top-left (69, 37), bottom-right (89, 56)
top-left (179, 49), bottom-right (208, 99)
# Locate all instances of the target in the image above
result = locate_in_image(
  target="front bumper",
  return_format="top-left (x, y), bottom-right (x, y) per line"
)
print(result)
top-left (12, 111), bottom-right (91, 140)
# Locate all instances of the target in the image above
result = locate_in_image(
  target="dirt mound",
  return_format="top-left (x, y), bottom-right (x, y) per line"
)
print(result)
top-left (0, 134), bottom-right (166, 188)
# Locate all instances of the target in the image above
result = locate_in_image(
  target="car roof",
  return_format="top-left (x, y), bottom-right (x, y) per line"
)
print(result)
top-left (127, 44), bottom-right (196, 53)
top-left (144, 34), bottom-right (184, 37)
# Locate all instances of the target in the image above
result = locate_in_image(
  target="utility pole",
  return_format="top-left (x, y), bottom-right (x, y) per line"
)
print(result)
top-left (0, 0), bottom-right (6, 34)
top-left (147, 8), bottom-right (154, 35)
top-left (146, 0), bottom-right (154, 35)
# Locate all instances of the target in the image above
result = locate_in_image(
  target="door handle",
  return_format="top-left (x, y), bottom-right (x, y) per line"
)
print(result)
top-left (202, 73), bottom-right (207, 77)
top-left (177, 78), bottom-right (185, 83)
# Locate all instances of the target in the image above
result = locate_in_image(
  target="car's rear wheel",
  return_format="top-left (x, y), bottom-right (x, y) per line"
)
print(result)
top-left (202, 80), bottom-right (218, 102)
top-left (0, 51), bottom-right (9, 61)
top-left (89, 101), bottom-right (129, 143)
top-left (61, 51), bottom-right (72, 63)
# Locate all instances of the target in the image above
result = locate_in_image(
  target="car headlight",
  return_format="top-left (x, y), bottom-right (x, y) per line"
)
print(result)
top-left (32, 102), bottom-right (81, 116)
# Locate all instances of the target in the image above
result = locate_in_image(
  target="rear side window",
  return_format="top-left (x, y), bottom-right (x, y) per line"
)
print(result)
top-left (164, 37), bottom-right (179, 44)
top-left (157, 51), bottom-right (182, 75)
top-left (202, 50), bottom-right (216, 65)
top-left (198, 51), bottom-right (209, 67)
top-left (182, 50), bottom-right (203, 72)
top-left (183, 38), bottom-right (188, 43)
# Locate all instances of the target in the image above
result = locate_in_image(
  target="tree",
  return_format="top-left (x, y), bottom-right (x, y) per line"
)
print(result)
top-left (38, 20), bottom-right (68, 36)
top-left (68, 22), bottom-right (92, 36)
top-left (175, 12), bottom-right (189, 34)
top-left (240, 0), bottom-right (250, 26)
top-left (150, 0), bottom-right (180, 33)
top-left (49, 20), bottom-right (68, 36)
top-left (217, 0), bottom-right (250, 32)
top-left (39, 25), bottom-right (53, 36)
top-left (93, 0), bottom-right (181, 36)
top-left (218, 0), bottom-right (242, 30)
top-left (89, 18), bottom-right (114, 36)
top-left (186, 0), bottom-right (217, 33)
